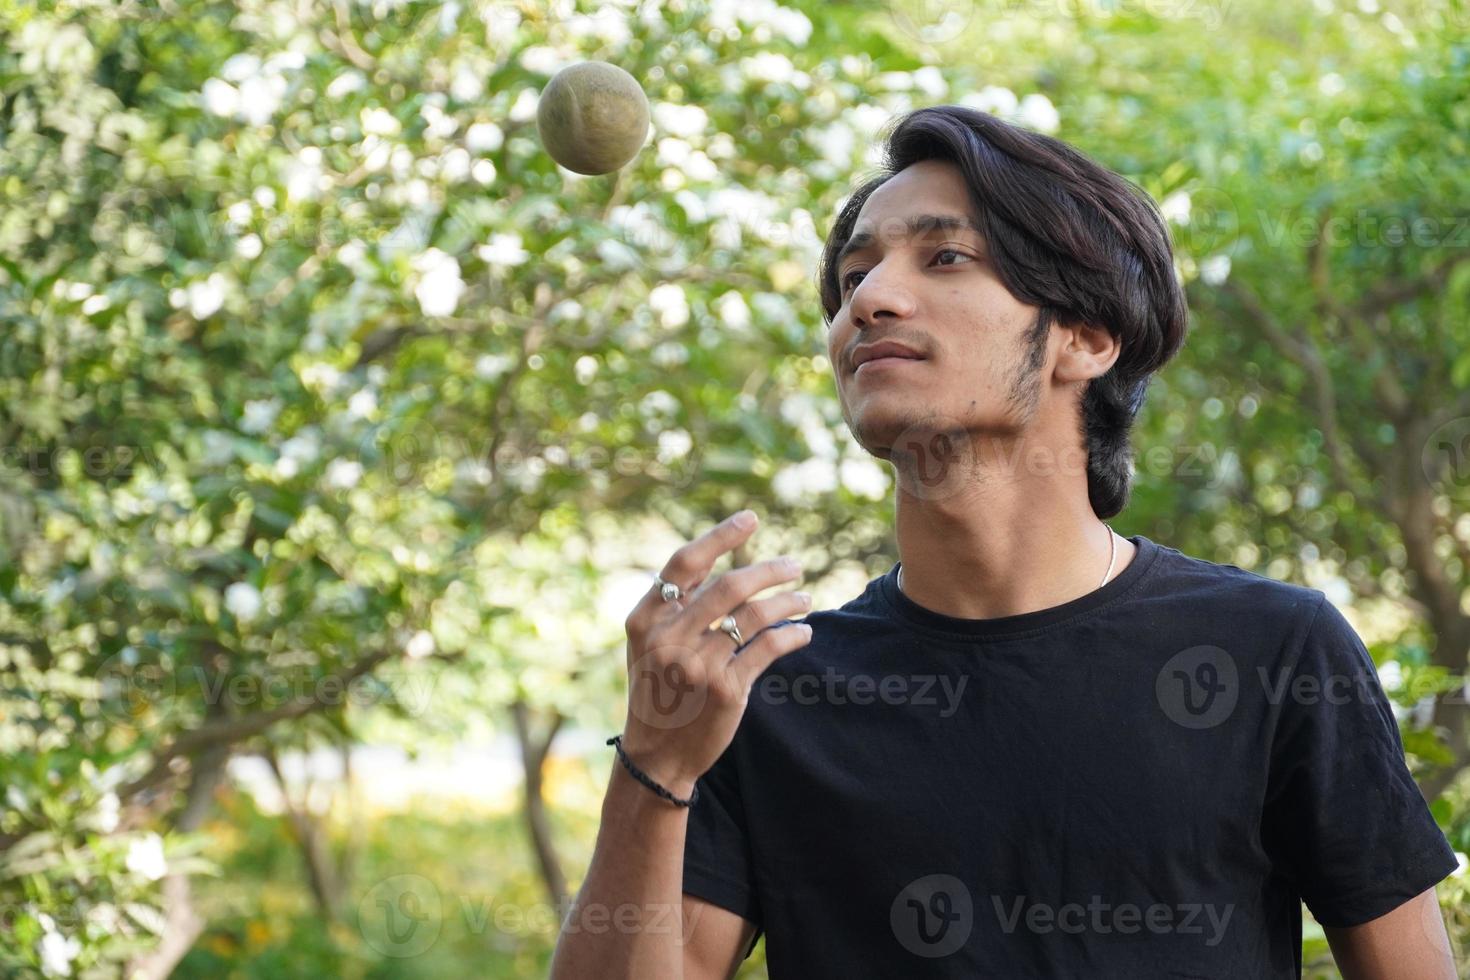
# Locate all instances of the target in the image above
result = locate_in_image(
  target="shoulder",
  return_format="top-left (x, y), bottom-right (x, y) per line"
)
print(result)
top-left (1140, 537), bottom-right (1327, 637)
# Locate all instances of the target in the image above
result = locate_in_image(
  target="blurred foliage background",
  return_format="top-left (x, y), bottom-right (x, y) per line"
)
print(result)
top-left (1, 0), bottom-right (1468, 976)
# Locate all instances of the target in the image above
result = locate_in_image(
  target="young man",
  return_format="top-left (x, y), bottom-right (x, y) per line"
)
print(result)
top-left (550, 106), bottom-right (1459, 978)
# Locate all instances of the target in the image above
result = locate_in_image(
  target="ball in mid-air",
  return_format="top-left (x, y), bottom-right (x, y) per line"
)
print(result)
top-left (536, 61), bottom-right (650, 176)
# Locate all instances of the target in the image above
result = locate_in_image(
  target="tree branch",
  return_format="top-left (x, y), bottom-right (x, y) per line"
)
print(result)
top-left (1359, 253), bottom-right (1470, 319)
top-left (119, 648), bottom-right (395, 803)
top-left (1223, 280), bottom-right (1358, 494)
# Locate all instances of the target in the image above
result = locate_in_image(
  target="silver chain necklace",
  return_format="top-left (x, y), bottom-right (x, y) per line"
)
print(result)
top-left (898, 526), bottom-right (1119, 596)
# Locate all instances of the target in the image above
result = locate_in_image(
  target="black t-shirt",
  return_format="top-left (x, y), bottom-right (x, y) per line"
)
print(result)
top-left (682, 534), bottom-right (1458, 978)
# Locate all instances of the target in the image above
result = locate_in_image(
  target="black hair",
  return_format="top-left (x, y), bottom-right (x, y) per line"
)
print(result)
top-left (818, 105), bottom-right (1190, 519)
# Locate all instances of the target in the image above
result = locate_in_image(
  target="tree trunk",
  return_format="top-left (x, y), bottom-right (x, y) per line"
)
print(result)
top-left (127, 743), bottom-right (227, 980)
top-left (264, 744), bottom-right (345, 922)
top-left (511, 699), bottom-right (568, 909)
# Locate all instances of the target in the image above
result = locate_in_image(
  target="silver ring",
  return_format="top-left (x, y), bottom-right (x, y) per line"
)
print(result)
top-left (718, 614), bottom-right (743, 648)
top-left (653, 573), bottom-right (684, 603)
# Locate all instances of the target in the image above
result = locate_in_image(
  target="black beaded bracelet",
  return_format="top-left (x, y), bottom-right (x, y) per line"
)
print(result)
top-left (607, 735), bottom-right (699, 808)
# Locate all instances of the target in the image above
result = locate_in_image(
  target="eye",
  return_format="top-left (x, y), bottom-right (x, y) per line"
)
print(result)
top-left (840, 248), bottom-right (974, 295)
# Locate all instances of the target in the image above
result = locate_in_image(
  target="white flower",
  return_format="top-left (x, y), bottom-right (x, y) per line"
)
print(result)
top-left (360, 107), bottom-right (401, 137)
top-left (347, 388), bottom-right (378, 419)
top-left (708, 0), bottom-right (812, 45)
top-left (202, 78), bottom-right (239, 117)
top-left (186, 273), bottom-right (227, 319)
top-left (405, 630), bottom-right (435, 659)
top-left (1199, 255), bottom-right (1232, 286)
top-left (482, 2), bottom-right (522, 42)
top-left (325, 459), bottom-right (364, 490)
top-left (285, 148), bottom-right (323, 203)
top-left (648, 282), bottom-right (689, 328)
top-left (280, 428), bottom-right (321, 469)
top-left (652, 102), bottom-right (707, 139)
top-left (508, 87), bottom-right (539, 123)
top-left (961, 85), bottom-right (1018, 117)
top-left (94, 792), bottom-right (120, 833)
top-left (772, 457), bottom-right (839, 503)
top-left (658, 429), bottom-right (692, 462)
top-left (566, 7), bottom-right (632, 46)
top-left (715, 291), bottom-right (751, 331)
top-left (235, 233), bottom-right (263, 259)
top-left (519, 45), bottom-right (565, 76)
top-left (451, 64), bottom-right (483, 102)
top-left (595, 238), bottom-right (639, 271)
top-left (742, 52), bottom-right (795, 84)
top-left (465, 121), bottom-right (504, 153)
top-left (812, 121), bottom-right (856, 168)
top-left (841, 457), bottom-right (890, 499)
top-left (241, 397), bottom-right (282, 434)
top-left (471, 159), bottom-right (497, 185)
top-left (421, 103), bottom-right (459, 139)
top-left (125, 833), bottom-right (168, 881)
top-left (338, 240), bottom-right (367, 269)
top-left (438, 0), bottom-right (462, 34)
top-left (476, 232), bottom-right (528, 269)
top-left (475, 354), bottom-right (515, 379)
top-left (224, 582), bottom-right (263, 622)
top-left (201, 429), bottom-right (235, 466)
top-left (326, 70), bottom-right (365, 100)
top-left (1160, 191), bottom-right (1192, 224)
top-left (1016, 93), bottom-right (1060, 134)
top-left (912, 66), bottom-right (947, 99)
top-left (766, 4), bottom-right (813, 45)
top-left (412, 248), bottom-right (465, 317)
top-left (237, 73), bottom-right (286, 126)
top-left (221, 53), bottom-right (261, 83)
top-left (440, 147), bottom-right (471, 182)
top-left (38, 929), bottom-right (80, 978)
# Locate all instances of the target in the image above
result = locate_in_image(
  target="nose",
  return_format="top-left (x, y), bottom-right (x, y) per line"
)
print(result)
top-left (849, 261), bottom-right (917, 328)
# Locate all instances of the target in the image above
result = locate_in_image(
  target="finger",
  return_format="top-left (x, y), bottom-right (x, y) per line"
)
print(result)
top-left (709, 589), bottom-right (812, 656)
top-left (679, 554), bottom-right (802, 648)
top-left (627, 510), bottom-right (760, 636)
top-left (728, 619), bottom-right (815, 690)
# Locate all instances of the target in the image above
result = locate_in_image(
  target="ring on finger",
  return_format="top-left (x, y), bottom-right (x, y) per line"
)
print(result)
top-left (652, 573), bottom-right (685, 603)
top-left (717, 614), bottom-right (743, 648)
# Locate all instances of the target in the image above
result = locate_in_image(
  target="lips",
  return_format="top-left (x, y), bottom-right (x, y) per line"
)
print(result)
top-left (854, 356), bottom-right (925, 376)
top-left (851, 341), bottom-right (926, 373)
top-left (852, 345), bottom-right (917, 376)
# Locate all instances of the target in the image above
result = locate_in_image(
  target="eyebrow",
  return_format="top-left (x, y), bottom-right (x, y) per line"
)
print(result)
top-left (835, 213), bottom-right (984, 268)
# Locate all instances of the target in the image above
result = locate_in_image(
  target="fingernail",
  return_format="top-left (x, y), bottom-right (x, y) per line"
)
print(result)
top-left (794, 592), bottom-right (812, 607)
top-left (781, 556), bottom-right (801, 572)
top-left (733, 510), bottom-right (756, 529)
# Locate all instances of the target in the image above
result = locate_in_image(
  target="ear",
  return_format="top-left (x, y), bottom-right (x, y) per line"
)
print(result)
top-left (1053, 319), bottom-right (1120, 385)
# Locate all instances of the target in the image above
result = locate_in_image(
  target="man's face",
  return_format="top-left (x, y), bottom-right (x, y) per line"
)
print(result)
top-left (826, 158), bottom-right (1053, 464)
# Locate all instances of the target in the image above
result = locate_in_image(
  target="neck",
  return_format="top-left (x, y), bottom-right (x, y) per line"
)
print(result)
top-left (893, 480), bottom-right (1135, 621)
